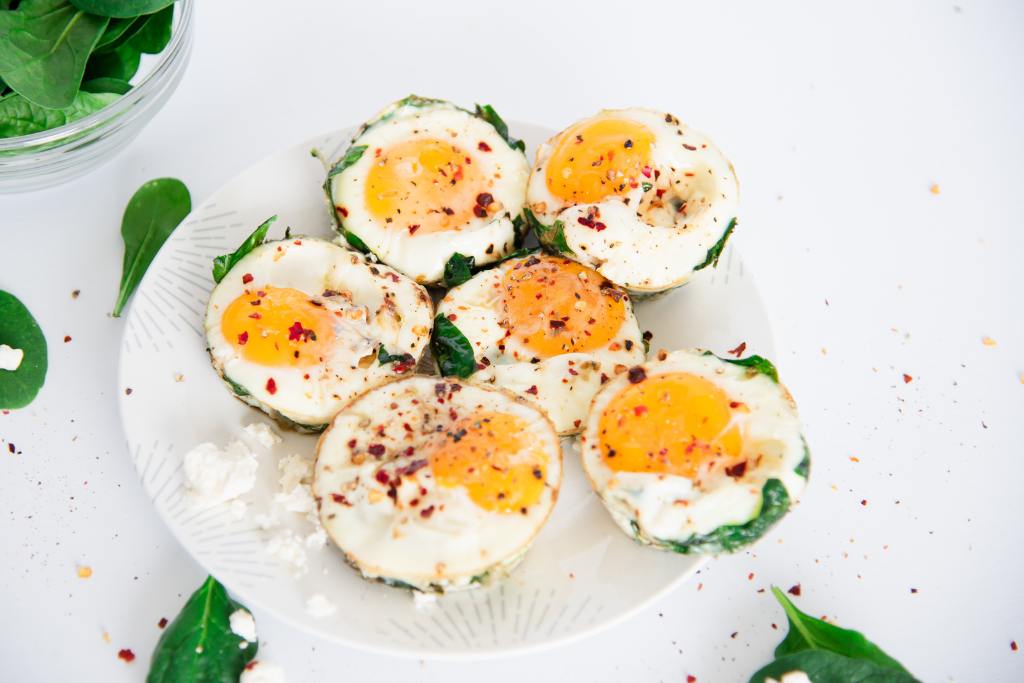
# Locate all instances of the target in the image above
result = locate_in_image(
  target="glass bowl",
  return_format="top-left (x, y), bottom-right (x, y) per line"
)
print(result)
top-left (0, 0), bottom-right (194, 194)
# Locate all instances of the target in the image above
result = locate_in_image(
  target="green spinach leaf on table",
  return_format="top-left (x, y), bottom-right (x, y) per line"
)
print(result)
top-left (0, 290), bottom-right (48, 410)
top-left (443, 252), bottom-right (475, 288)
top-left (0, 0), bottom-right (109, 109)
top-left (748, 588), bottom-right (921, 683)
top-left (146, 576), bottom-right (257, 683)
top-left (113, 178), bottom-right (191, 317)
top-left (0, 90), bottom-right (117, 137)
top-left (212, 216), bottom-right (276, 284)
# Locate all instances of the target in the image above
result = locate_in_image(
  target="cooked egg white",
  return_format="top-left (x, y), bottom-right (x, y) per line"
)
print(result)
top-left (313, 376), bottom-right (562, 592)
top-left (580, 349), bottom-right (807, 554)
top-left (205, 237), bottom-right (433, 430)
top-left (526, 108), bottom-right (739, 294)
top-left (435, 253), bottom-right (644, 435)
top-left (326, 96), bottom-right (530, 284)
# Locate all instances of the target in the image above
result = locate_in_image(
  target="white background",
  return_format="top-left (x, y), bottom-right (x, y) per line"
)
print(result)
top-left (2, 0), bottom-right (1022, 680)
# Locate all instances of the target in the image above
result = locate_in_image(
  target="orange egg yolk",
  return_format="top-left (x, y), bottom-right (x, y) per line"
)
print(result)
top-left (221, 286), bottom-right (335, 367)
top-left (429, 411), bottom-right (547, 513)
top-left (545, 116), bottom-right (655, 205)
top-left (365, 138), bottom-right (488, 234)
top-left (502, 255), bottom-right (626, 358)
top-left (598, 372), bottom-right (743, 478)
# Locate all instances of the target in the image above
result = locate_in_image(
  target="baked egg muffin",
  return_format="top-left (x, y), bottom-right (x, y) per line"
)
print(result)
top-left (325, 96), bottom-right (530, 284)
top-left (314, 376), bottom-right (561, 592)
top-left (434, 252), bottom-right (644, 435)
top-left (205, 236), bottom-right (433, 430)
top-left (526, 108), bottom-right (739, 294)
top-left (580, 349), bottom-right (807, 554)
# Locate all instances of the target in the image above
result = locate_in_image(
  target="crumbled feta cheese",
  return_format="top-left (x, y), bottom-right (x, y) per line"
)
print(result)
top-left (274, 454), bottom-right (315, 513)
top-left (243, 422), bottom-right (281, 449)
top-left (304, 526), bottom-right (327, 549)
top-left (0, 344), bottom-right (24, 372)
top-left (305, 593), bottom-right (337, 618)
top-left (253, 511), bottom-right (280, 530)
top-left (240, 661), bottom-right (286, 683)
top-left (229, 608), bottom-right (257, 644)
top-left (266, 528), bottom-right (307, 575)
top-left (183, 441), bottom-right (258, 507)
top-left (413, 591), bottom-right (438, 608)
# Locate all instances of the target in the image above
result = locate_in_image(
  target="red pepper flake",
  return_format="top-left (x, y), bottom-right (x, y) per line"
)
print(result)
top-left (525, 385), bottom-right (538, 395)
top-left (397, 459), bottom-right (428, 477)
top-left (861, 499), bottom-right (868, 506)
top-left (687, 676), bottom-right (697, 683)
top-left (337, 206), bottom-right (349, 218)
top-left (408, 224), bottom-right (420, 235)
top-left (477, 141), bottom-right (492, 152)
top-left (157, 617), bottom-right (168, 629)
top-left (476, 192), bottom-right (494, 207)
top-left (633, 405), bottom-right (648, 416)
top-left (374, 470), bottom-right (390, 485)
top-left (248, 312), bottom-right (261, 319)
top-left (577, 215), bottom-right (607, 231)
top-left (237, 331), bottom-right (249, 345)
top-left (641, 165), bottom-right (652, 178)
top-left (910, 587), bottom-right (918, 594)
top-left (63, 335), bottom-right (72, 343)
top-left (725, 461), bottom-right (747, 478)
top-left (473, 205), bottom-right (488, 218)
top-left (420, 505), bottom-right (435, 518)
top-left (242, 273), bottom-right (254, 284)
top-left (727, 341), bottom-right (747, 357)
top-left (368, 443), bottom-right (386, 457)
top-left (787, 584), bottom-right (801, 596)
top-left (627, 366), bottom-right (646, 383)
top-left (250, 299), bottom-right (261, 306)
top-left (288, 321), bottom-right (315, 342)
top-left (1012, 641), bottom-right (1019, 651)
top-left (265, 378), bottom-right (277, 394)
top-left (347, 439), bottom-right (357, 449)
top-left (117, 649), bottom-right (135, 663)
top-left (331, 493), bottom-right (352, 506)
top-left (903, 373), bottom-right (913, 383)
top-left (682, 143), bottom-right (697, 151)
top-left (549, 320), bottom-right (566, 330)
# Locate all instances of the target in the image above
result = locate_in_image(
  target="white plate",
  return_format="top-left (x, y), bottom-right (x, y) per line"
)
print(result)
top-left (117, 122), bottom-right (775, 660)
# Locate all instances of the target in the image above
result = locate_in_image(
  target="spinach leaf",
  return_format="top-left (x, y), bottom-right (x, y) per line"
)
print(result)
top-left (722, 353), bottom-right (779, 383)
top-left (524, 208), bottom-right (573, 256)
top-left (750, 650), bottom-right (919, 683)
top-left (431, 314), bottom-right (476, 378)
top-left (212, 215), bottom-right (275, 284)
top-left (443, 253), bottom-right (475, 288)
top-left (146, 576), bottom-right (257, 683)
top-left (377, 345), bottom-right (415, 370)
top-left (770, 588), bottom-right (912, 673)
top-left (659, 479), bottom-right (790, 554)
top-left (694, 217), bottom-right (737, 270)
top-left (0, 90), bottom-right (117, 138)
top-left (0, 0), bottom-right (109, 109)
top-left (326, 144), bottom-right (367, 181)
top-left (80, 76), bottom-right (131, 94)
top-left (341, 229), bottom-right (370, 254)
top-left (84, 41), bottom-right (141, 82)
top-left (795, 437), bottom-right (810, 478)
top-left (474, 103), bottom-right (525, 152)
top-left (69, 0), bottom-right (173, 19)
top-left (112, 178), bottom-right (191, 317)
top-left (124, 3), bottom-right (172, 54)
top-left (94, 16), bottom-right (143, 51)
top-left (0, 290), bottom-right (48, 410)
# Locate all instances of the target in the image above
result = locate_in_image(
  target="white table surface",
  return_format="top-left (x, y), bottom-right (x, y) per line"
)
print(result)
top-left (2, 1), bottom-right (1022, 680)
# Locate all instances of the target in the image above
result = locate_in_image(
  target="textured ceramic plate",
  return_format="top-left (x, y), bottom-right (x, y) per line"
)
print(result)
top-left (117, 122), bottom-right (775, 660)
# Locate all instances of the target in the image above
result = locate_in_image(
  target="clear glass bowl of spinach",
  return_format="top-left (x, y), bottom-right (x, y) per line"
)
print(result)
top-left (0, 0), bottom-right (193, 193)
